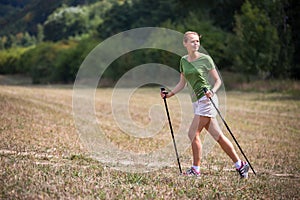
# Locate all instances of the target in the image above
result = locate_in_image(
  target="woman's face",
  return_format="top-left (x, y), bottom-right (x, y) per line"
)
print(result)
top-left (184, 34), bottom-right (200, 52)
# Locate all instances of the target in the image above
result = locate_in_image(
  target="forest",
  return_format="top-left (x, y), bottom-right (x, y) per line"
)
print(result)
top-left (0, 0), bottom-right (299, 84)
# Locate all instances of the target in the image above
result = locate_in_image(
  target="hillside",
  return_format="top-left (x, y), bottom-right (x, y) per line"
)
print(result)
top-left (0, 0), bottom-right (299, 82)
top-left (0, 0), bottom-right (97, 36)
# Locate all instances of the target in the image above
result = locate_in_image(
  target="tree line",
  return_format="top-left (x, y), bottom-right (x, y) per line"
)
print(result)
top-left (0, 0), bottom-right (299, 84)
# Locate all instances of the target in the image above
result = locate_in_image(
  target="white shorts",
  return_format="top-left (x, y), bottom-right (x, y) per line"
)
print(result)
top-left (192, 94), bottom-right (218, 117)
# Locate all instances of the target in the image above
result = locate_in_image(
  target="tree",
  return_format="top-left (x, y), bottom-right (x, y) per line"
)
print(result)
top-left (37, 23), bottom-right (44, 43)
top-left (97, 0), bottom-right (178, 39)
top-left (230, 1), bottom-right (280, 78)
top-left (20, 32), bottom-right (36, 46)
top-left (43, 5), bottom-right (89, 41)
top-left (248, 0), bottom-right (295, 78)
top-left (209, 0), bottom-right (245, 31)
top-left (287, 0), bottom-right (300, 79)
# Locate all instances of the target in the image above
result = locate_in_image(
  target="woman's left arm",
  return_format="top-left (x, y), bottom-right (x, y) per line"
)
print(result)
top-left (206, 68), bottom-right (222, 97)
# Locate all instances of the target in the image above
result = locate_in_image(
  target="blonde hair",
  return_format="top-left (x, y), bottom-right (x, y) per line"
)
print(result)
top-left (183, 31), bottom-right (202, 43)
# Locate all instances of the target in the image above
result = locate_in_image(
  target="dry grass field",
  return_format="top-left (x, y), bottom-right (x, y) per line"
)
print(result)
top-left (0, 84), bottom-right (299, 199)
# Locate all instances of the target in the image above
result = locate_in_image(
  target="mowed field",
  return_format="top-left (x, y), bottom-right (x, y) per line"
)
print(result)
top-left (0, 85), bottom-right (299, 199)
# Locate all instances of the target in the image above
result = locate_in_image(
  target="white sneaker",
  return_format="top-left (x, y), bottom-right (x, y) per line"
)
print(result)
top-left (236, 161), bottom-right (250, 178)
top-left (183, 167), bottom-right (201, 177)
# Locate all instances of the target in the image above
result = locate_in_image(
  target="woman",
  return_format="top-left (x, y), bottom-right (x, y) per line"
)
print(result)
top-left (161, 31), bottom-right (249, 178)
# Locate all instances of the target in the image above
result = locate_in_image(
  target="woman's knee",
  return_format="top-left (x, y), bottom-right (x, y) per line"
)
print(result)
top-left (192, 135), bottom-right (201, 148)
top-left (207, 118), bottom-right (223, 141)
top-left (218, 135), bottom-right (234, 148)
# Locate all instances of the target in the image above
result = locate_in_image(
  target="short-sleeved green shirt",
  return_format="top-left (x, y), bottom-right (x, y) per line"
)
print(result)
top-left (180, 53), bottom-right (215, 102)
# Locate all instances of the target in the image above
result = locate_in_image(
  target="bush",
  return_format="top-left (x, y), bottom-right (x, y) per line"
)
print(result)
top-left (17, 38), bottom-right (98, 84)
top-left (51, 38), bottom-right (98, 83)
top-left (0, 47), bottom-right (29, 74)
top-left (18, 42), bottom-right (72, 83)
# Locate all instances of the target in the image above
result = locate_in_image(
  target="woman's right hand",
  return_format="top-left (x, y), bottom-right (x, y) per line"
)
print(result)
top-left (160, 91), bottom-right (168, 99)
top-left (204, 89), bottom-right (214, 98)
top-left (161, 90), bottom-right (175, 99)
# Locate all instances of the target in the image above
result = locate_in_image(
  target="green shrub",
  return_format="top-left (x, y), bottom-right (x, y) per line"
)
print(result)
top-left (17, 38), bottom-right (98, 84)
top-left (18, 42), bottom-right (72, 83)
top-left (0, 47), bottom-right (30, 74)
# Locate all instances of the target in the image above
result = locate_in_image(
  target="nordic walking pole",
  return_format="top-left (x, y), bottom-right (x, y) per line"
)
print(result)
top-left (161, 87), bottom-right (182, 174)
top-left (203, 87), bottom-right (256, 175)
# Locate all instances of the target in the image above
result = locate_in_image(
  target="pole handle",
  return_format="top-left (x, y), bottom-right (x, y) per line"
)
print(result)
top-left (203, 87), bottom-right (209, 93)
top-left (160, 87), bottom-right (168, 99)
top-left (160, 87), bottom-right (168, 94)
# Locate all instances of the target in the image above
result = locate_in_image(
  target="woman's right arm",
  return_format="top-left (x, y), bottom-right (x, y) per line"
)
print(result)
top-left (161, 73), bottom-right (186, 98)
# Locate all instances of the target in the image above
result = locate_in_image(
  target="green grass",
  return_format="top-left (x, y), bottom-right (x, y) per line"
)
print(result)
top-left (0, 85), bottom-right (299, 199)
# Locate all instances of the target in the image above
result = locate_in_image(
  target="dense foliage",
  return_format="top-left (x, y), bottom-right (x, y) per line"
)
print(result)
top-left (0, 0), bottom-right (299, 84)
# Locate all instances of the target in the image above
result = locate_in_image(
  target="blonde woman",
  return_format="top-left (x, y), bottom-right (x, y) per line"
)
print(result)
top-left (161, 31), bottom-right (249, 178)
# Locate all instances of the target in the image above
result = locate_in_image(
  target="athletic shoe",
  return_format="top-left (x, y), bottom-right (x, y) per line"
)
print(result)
top-left (236, 161), bottom-right (250, 178)
top-left (183, 167), bottom-right (200, 177)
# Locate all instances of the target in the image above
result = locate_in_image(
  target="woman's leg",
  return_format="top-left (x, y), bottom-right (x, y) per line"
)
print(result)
top-left (206, 118), bottom-right (239, 163)
top-left (206, 118), bottom-right (250, 178)
top-left (188, 115), bottom-right (211, 167)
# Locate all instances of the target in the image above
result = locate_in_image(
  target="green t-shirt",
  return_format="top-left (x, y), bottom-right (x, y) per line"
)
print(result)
top-left (180, 53), bottom-right (215, 102)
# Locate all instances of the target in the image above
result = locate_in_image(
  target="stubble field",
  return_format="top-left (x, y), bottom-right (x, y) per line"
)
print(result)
top-left (0, 85), bottom-right (299, 199)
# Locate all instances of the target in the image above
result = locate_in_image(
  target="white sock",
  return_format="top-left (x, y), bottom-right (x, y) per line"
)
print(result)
top-left (192, 165), bottom-right (200, 172)
top-left (235, 160), bottom-right (242, 169)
